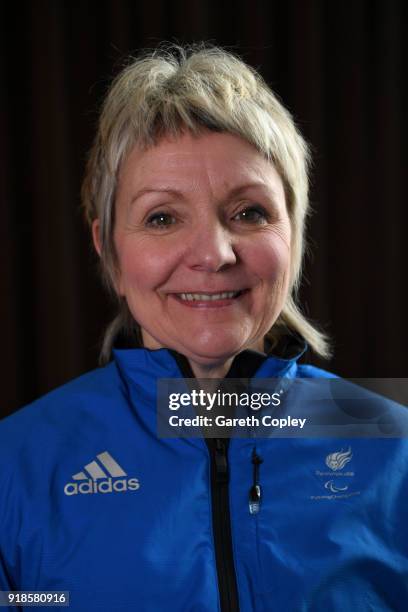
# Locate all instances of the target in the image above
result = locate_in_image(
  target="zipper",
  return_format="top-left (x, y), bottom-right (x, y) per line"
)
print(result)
top-left (167, 349), bottom-right (267, 612)
top-left (249, 448), bottom-right (263, 515)
top-left (206, 437), bottom-right (240, 612)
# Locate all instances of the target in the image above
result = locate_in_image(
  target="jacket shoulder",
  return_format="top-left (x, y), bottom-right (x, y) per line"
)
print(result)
top-left (296, 364), bottom-right (338, 378)
top-left (0, 363), bottom-right (124, 460)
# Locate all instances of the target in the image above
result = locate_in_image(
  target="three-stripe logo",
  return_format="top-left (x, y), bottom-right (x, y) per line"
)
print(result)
top-left (64, 451), bottom-right (140, 496)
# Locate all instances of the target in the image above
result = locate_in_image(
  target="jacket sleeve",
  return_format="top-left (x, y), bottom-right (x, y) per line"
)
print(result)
top-left (0, 550), bottom-right (14, 611)
top-left (0, 422), bottom-right (18, 610)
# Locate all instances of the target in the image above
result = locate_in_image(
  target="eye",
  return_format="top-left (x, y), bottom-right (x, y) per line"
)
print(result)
top-left (145, 212), bottom-right (176, 228)
top-left (233, 205), bottom-right (269, 225)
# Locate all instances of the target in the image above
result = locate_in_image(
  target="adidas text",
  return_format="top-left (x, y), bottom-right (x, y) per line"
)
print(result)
top-left (64, 477), bottom-right (140, 496)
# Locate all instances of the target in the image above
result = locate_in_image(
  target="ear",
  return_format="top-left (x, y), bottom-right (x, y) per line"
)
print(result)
top-left (92, 219), bottom-right (102, 257)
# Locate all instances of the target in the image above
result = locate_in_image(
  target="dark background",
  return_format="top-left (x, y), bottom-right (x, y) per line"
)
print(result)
top-left (2, 0), bottom-right (407, 417)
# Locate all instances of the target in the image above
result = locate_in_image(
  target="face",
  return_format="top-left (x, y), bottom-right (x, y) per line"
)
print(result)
top-left (104, 131), bottom-right (291, 368)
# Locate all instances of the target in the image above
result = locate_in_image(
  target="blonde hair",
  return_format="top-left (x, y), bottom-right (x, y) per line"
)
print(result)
top-left (82, 43), bottom-right (330, 362)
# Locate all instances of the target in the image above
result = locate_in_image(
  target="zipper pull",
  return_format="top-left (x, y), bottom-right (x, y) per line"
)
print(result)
top-left (214, 438), bottom-right (229, 484)
top-left (249, 449), bottom-right (263, 515)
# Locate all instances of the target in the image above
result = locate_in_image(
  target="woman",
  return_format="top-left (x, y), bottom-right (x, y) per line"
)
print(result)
top-left (1, 44), bottom-right (407, 611)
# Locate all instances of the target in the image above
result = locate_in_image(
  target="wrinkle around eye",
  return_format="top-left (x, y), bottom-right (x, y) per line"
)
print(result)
top-left (262, 222), bottom-right (291, 248)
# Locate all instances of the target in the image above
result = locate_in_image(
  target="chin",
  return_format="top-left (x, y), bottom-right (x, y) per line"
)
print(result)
top-left (177, 333), bottom-right (251, 364)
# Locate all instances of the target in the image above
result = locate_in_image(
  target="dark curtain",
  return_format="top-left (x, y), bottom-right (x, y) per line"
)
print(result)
top-left (2, 0), bottom-right (407, 417)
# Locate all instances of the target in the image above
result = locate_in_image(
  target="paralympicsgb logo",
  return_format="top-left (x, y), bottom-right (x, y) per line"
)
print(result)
top-left (325, 447), bottom-right (353, 471)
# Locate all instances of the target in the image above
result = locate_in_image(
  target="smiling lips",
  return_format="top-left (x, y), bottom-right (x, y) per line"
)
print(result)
top-left (171, 289), bottom-right (248, 307)
top-left (179, 290), bottom-right (243, 301)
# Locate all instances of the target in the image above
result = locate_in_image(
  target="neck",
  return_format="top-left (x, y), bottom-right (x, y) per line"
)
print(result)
top-left (188, 357), bottom-right (235, 379)
top-left (140, 329), bottom-right (266, 378)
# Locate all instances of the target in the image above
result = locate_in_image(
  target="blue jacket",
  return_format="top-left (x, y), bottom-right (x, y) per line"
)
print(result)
top-left (0, 345), bottom-right (407, 611)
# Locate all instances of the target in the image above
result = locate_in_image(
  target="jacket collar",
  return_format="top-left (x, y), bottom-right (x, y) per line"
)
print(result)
top-left (112, 339), bottom-right (306, 438)
top-left (112, 334), bottom-right (307, 390)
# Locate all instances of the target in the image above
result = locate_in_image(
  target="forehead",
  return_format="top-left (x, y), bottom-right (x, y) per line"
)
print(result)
top-left (117, 131), bottom-right (285, 199)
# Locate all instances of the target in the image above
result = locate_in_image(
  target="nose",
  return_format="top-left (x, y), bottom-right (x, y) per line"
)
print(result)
top-left (184, 219), bottom-right (237, 272)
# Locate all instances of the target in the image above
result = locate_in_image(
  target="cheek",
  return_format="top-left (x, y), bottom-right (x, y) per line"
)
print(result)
top-left (116, 238), bottom-right (181, 294)
top-left (241, 232), bottom-right (291, 283)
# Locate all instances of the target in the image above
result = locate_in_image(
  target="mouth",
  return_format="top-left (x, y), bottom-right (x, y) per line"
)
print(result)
top-left (170, 289), bottom-right (249, 308)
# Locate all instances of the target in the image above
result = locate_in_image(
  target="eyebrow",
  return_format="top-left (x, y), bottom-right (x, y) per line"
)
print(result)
top-left (225, 182), bottom-right (280, 201)
top-left (130, 181), bottom-right (280, 206)
top-left (130, 188), bottom-right (185, 206)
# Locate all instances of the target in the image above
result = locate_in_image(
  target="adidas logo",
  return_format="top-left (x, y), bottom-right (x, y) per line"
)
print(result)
top-left (64, 451), bottom-right (140, 496)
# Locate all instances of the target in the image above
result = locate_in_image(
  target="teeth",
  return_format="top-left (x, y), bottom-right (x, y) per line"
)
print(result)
top-left (179, 291), bottom-right (240, 301)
